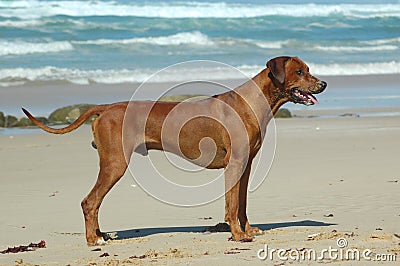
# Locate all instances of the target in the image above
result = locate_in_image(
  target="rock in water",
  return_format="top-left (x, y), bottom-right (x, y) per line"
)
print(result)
top-left (0, 112), bottom-right (4, 127)
top-left (274, 108), bottom-right (292, 118)
top-left (48, 104), bottom-right (96, 125)
top-left (4, 115), bottom-right (18, 127)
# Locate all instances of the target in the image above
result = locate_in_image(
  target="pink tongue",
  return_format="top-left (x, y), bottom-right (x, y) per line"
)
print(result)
top-left (308, 94), bottom-right (319, 104)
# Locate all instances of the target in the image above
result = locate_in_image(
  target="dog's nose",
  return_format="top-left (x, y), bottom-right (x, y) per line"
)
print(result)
top-left (319, 81), bottom-right (327, 90)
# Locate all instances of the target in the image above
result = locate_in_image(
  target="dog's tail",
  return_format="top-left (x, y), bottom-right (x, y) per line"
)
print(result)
top-left (22, 105), bottom-right (109, 134)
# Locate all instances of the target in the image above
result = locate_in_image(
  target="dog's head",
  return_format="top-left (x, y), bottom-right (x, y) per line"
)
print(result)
top-left (266, 56), bottom-right (327, 106)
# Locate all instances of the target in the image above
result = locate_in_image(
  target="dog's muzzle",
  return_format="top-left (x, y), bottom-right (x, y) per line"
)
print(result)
top-left (290, 80), bottom-right (327, 106)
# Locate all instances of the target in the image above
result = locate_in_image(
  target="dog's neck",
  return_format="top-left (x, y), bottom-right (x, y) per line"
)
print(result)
top-left (212, 68), bottom-right (289, 139)
top-left (232, 68), bottom-right (289, 124)
top-left (209, 69), bottom-right (288, 141)
top-left (251, 68), bottom-right (289, 114)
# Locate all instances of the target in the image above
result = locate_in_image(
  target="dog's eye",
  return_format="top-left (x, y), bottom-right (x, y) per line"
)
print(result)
top-left (296, 70), bottom-right (304, 76)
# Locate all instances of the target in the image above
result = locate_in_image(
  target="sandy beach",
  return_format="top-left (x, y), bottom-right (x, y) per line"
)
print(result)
top-left (0, 78), bottom-right (399, 265)
top-left (1, 0), bottom-right (399, 264)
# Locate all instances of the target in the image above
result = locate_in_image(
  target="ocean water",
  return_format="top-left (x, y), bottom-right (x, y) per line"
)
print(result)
top-left (1, 0), bottom-right (399, 86)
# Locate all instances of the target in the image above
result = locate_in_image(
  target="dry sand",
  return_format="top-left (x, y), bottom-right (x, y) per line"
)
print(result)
top-left (0, 114), bottom-right (399, 265)
top-left (1, 75), bottom-right (399, 265)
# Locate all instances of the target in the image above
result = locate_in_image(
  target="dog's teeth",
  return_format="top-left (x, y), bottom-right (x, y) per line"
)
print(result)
top-left (307, 94), bottom-right (319, 104)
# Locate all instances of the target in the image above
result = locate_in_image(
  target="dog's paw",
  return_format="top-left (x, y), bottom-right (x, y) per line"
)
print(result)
top-left (87, 236), bottom-right (106, 246)
top-left (229, 231), bottom-right (254, 242)
top-left (94, 237), bottom-right (106, 246)
top-left (246, 226), bottom-right (263, 237)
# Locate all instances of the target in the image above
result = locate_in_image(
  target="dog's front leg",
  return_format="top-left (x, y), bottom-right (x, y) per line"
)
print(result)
top-left (238, 160), bottom-right (263, 237)
top-left (224, 159), bottom-right (249, 240)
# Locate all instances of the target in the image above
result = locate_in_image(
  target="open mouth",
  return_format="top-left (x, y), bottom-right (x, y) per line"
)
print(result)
top-left (290, 88), bottom-right (319, 106)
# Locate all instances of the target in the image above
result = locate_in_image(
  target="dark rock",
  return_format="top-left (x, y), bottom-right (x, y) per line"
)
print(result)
top-left (37, 117), bottom-right (49, 125)
top-left (4, 115), bottom-right (18, 127)
top-left (48, 104), bottom-right (96, 125)
top-left (0, 112), bottom-right (4, 127)
top-left (341, 113), bottom-right (360, 118)
top-left (275, 108), bottom-right (292, 118)
top-left (15, 117), bottom-right (48, 127)
top-left (15, 117), bottom-right (34, 127)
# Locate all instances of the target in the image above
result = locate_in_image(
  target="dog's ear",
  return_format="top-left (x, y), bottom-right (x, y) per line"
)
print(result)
top-left (266, 56), bottom-right (291, 85)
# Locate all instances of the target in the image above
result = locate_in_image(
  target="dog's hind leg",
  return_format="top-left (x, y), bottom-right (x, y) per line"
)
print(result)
top-left (81, 115), bottom-right (131, 246)
top-left (81, 157), bottom-right (127, 245)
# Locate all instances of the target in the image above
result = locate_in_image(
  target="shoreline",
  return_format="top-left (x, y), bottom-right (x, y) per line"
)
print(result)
top-left (1, 73), bottom-right (399, 117)
top-left (1, 72), bottom-right (399, 136)
top-left (2, 107), bottom-right (400, 137)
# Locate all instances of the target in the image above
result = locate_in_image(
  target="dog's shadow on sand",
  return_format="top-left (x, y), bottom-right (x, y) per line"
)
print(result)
top-left (108, 220), bottom-right (336, 240)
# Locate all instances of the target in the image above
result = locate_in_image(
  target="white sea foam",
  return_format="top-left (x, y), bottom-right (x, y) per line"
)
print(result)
top-left (0, 67), bottom-right (159, 85)
top-left (310, 61), bottom-right (400, 76)
top-left (0, 40), bottom-right (74, 56)
top-left (314, 45), bottom-right (398, 52)
top-left (224, 38), bottom-right (398, 52)
top-left (0, 19), bottom-right (43, 27)
top-left (1, 34), bottom-right (396, 56)
top-left (1, 62), bottom-right (400, 87)
top-left (74, 33), bottom-right (289, 49)
top-left (73, 31), bottom-right (214, 46)
top-left (0, 1), bottom-right (399, 19)
top-left (307, 21), bottom-right (356, 29)
top-left (361, 37), bottom-right (400, 46)
top-left (250, 40), bottom-right (288, 49)
top-left (0, 18), bottom-right (105, 29)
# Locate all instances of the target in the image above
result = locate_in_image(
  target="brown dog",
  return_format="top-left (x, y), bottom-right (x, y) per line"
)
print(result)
top-left (23, 56), bottom-right (326, 245)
